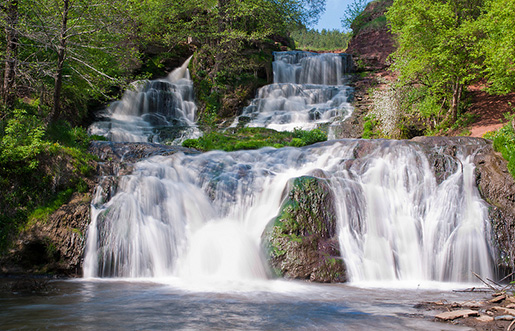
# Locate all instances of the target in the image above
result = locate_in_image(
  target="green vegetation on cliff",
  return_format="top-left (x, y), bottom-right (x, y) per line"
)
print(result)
top-left (485, 120), bottom-right (515, 177)
top-left (0, 103), bottom-right (98, 252)
top-left (347, 0), bottom-right (390, 35)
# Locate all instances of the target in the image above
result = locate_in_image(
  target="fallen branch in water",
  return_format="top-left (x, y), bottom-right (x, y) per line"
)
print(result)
top-left (473, 272), bottom-right (498, 292)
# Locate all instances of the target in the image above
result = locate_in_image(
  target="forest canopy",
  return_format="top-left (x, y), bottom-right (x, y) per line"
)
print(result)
top-left (0, 0), bottom-right (327, 250)
top-left (387, 0), bottom-right (515, 130)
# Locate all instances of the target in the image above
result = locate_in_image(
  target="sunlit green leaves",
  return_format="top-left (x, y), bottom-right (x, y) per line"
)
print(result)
top-left (386, 0), bottom-right (486, 126)
top-left (477, 0), bottom-right (515, 94)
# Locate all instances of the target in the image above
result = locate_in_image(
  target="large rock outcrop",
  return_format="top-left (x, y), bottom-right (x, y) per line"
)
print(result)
top-left (346, 0), bottom-right (395, 71)
top-left (475, 144), bottom-right (515, 275)
top-left (2, 192), bottom-right (92, 276)
top-left (262, 175), bottom-right (346, 282)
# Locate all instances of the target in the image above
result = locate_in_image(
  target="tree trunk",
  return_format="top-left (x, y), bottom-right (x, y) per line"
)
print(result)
top-left (218, 0), bottom-right (230, 33)
top-left (2, 0), bottom-right (19, 108)
top-left (449, 79), bottom-right (462, 124)
top-left (51, 0), bottom-right (70, 122)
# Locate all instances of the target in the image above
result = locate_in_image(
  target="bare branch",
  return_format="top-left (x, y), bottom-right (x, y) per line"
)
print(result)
top-left (69, 55), bottom-right (116, 80)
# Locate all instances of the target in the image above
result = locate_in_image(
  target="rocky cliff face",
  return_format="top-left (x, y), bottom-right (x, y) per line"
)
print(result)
top-left (475, 145), bottom-right (515, 275)
top-left (345, 0), bottom-right (395, 71)
top-left (3, 192), bottom-right (92, 276)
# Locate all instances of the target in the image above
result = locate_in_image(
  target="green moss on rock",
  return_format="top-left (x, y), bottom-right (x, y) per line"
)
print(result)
top-left (262, 176), bottom-right (346, 283)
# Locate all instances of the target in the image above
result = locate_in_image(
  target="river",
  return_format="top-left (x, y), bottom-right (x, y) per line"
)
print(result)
top-left (1, 278), bottom-right (478, 330)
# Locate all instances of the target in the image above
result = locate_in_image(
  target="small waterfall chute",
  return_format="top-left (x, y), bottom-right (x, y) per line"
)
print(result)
top-left (88, 56), bottom-right (200, 144)
top-left (233, 51), bottom-right (354, 132)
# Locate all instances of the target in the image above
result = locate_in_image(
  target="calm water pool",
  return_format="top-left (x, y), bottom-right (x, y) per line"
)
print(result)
top-left (0, 278), bottom-right (478, 330)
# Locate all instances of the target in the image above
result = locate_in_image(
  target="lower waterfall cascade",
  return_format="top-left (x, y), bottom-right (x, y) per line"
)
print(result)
top-left (84, 139), bottom-right (495, 285)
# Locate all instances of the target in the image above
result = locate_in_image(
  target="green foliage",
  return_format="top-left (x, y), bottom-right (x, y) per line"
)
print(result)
top-left (485, 123), bottom-right (515, 177)
top-left (182, 127), bottom-right (327, 151)
top-left (292, 128), bottom-right (327, 145)
top-left (0, 109), bottom-right (49, 170)
top-left (476, 0), bottom-right (515, 94)
top-left (358, 14), bottom-right (387, 32)
top-left (28, 188), bottom-right (74, 223)
top-left (0, 108), bottom-right (95, 252)
top-left (343, 0), bottom-right (391, 35)
top-left (341, 0), bottom-right (371, 32)
top-left (362, 115), bottom-right (379, 139)
top-left (45, 121), bottom-right (91, 150)
top-left (291, 28), bottom-right (351, 51)
top-left (2, 0), bottom-right (135, 123)
top-left (387, 0), bottom-right (515, 130)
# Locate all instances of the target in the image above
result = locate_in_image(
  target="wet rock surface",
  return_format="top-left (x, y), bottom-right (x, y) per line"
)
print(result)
top-left (262, 176), bottom-right (346, 282)
top-left (474, 144), bottom-right (515, 274)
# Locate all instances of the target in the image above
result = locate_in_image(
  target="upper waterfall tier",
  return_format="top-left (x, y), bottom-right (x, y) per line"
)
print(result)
top-left (234, 51), bottom-right (354, 132)
top-left (88, 57), bottom-right (199, 144)
top-left (273, 51), bottom-right (353, 85)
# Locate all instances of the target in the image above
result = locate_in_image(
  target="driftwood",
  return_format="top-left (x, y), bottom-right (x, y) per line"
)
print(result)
top-left (423, 272), bottom-right (515, 329)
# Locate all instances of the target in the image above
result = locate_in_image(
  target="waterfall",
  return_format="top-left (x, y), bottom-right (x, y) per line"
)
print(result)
top-left (88, 57), bottom-right (200, 144)
top-left (84, 139), bottom-right (495, 284)
top-left (233, 51), bottom-right (354, 132)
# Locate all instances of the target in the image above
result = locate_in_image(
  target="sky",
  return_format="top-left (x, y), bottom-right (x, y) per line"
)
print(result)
top-left (312, 0), bottom-right (362, 32)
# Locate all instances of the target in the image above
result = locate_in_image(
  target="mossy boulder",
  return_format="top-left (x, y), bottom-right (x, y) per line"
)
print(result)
top-left (262, 175), bottom-right (346, 282)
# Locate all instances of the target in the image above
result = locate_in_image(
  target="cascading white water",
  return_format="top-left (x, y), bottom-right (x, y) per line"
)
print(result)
top-left (233, 51), bottom-right (354, 132)
top-left (88, 57), bottom-right (199, 144)
top-left (84, 140), bottom-right (495, 285)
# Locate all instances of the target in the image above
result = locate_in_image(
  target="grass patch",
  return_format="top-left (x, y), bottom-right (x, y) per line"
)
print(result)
top-left (27, 188), bottom-right (75, 224)
top-left (182, 127), bottom-right (327, 152)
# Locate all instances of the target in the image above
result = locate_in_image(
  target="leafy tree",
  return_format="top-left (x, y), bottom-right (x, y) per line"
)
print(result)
top-left (180, 0), bottom-right (327, 121)
top-left (291, 27), bottom-right (351, 50)
top-left (386, 0), bottom-right (484, 125)
top-left (476, 0), bottom-right (515, 94)
top-left (0, 0), bottom-right (135, 122)
top-left (0, 0), bottom-right (19, 108)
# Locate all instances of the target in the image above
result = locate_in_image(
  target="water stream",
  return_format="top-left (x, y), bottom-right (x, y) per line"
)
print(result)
top-left (69, 52), bottom-right (498, 329)
top-left (0, 279), bottom-right (477, 330)
top-left (88, 57), bottom-right (200, 144)
top-left (233, 51), bottom-right (354, 131)
top-left (84, 140), bottom-right (494, 285)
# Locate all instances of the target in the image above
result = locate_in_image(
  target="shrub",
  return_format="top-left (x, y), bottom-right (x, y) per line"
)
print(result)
top-left (484, 122), bottom-right (515, 177)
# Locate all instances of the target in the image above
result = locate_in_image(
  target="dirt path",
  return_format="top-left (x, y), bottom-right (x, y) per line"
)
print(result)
top-left (463, 86), bottom-right (515, 137)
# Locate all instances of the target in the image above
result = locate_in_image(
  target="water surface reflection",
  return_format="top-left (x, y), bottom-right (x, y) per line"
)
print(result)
top-left (0, 279), bottom-right (476, 330)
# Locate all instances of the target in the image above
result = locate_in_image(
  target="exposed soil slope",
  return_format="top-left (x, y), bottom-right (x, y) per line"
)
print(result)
top-left (465, 85), bottom-right (515, 137)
